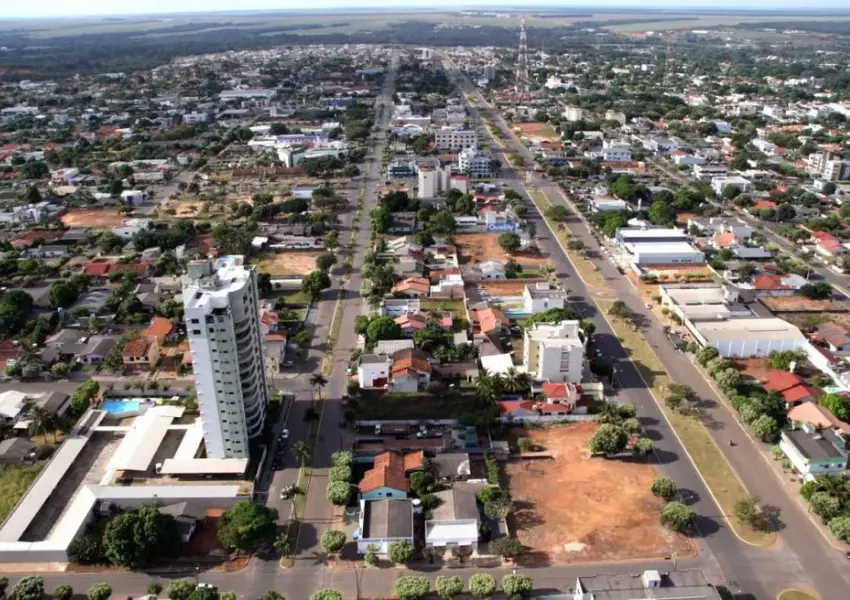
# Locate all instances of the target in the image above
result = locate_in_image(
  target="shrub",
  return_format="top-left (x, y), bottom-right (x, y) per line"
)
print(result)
top-left (634, 437), bottom-right (654, 456)
top-left (660, 501), bottom-right (694, 532)
top-left (328, 465), bottom-right (352, 483)
top-left (320, 530), bottom-right (346, 554)
top-left (54, 585), bottom-right (74, 600)
top-left (326, 481), bottom-right (352, 505)
top-left (468, 573), bottom-right (497, 599)
top-left (435, 575), bottom-right (464, 599)
top-left (87, 583), bottom-right (112, 600)
top-left (394, 576), bottom-right (429, 600)
top-left (501, 574), bottom-right (534, 597)
top-left (310, 591), bottom-right (343, 600)
top-left (34, 444), bottom-right (56, 460)
top-left (484, 454), bottom-right (500, 485)
top-left (828, 516), bottom-right (850, 542)
top-left (517, 437), bottom-right (534, 452)
top-left (650, 476), bottom-right (677, 500)
top-left (331, 451), bottom-right (352, 468)
top-left (388, 540), bottom-right (414, 564)
top-left (489, 536), bottom-right (524, 558)
top-left (477, 486), bottom-right (509, 505)
top-left (68, 535), bottom-right (105, 564)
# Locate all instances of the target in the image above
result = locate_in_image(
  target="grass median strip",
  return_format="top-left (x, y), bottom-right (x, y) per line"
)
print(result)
top-left (597, 299), bottom-right (775, 546)
top-left (527, 189), bottom-right (607, 289)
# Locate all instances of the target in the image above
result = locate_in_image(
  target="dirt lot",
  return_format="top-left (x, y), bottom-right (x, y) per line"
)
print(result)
top-left (514, 122), bottom-right (560, 141)
top-left (478, 279), bottom-right (546, 296)
top-left (455, 233), bottom-right (549, 266)
top-left (254, 251), bottom-right (320, 276)
top-left (505, 423), bottom-right (693, 564)
top-left (61, 208), bottom-right (127, 228)
top-left (760, 296), bottom-right (845, 313)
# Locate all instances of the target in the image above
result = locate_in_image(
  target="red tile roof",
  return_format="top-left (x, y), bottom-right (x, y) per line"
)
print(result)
top-left (122, 337), bottom-right (153, 358)
top-left (143, 317), bottom-right (175, 344)
top-left (359, 452), bottom-right (409, 493)
top-left (764, 371), bottom-right (806, 393)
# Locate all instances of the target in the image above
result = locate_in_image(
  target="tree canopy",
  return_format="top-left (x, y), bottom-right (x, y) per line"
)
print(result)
top-left (102, 505), bottom-right (179, 568)
top-left (217, 501), bottom-right (278, 552)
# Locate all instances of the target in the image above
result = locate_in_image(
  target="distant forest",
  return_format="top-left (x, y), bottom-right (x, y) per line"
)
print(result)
top-left (0, 21), bottom-right (596, 79)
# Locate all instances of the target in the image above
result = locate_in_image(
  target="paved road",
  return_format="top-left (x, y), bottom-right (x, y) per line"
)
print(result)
top-left (443, 51), bottom-right (850, 599)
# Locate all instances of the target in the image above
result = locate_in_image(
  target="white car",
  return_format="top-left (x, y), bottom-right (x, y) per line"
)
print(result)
top-left (279, 429), bottom-right (289, 440)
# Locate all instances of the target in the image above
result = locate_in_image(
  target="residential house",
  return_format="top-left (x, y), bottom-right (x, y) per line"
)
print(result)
top-left (0, 438), bottom-right (35, 464)
top-left (788, 401), bottom-right (850, 437)
top-left (122, 336), bottom-right (160, 370)
top-left (814, 321), bottom-right (850, 353)
top-left (425, 483), bottom-right (481, 548)
top-left (356, 499), bottom-right (415, 556)
top-left (764, 371), bottom-right (821, 408)
top-left (541, 382), bottom-right (587, 414)
top-left (143, 316), bottom-right (179, 346)
top-left (394, 312), bottom-right (452, 338)
top-left (523, 283), bottom-right (567, 314)
top-left (391, 349), bottom-right (433, 393)
top-left (0, 390), bottom-right (27, 423)
top-left (473, 307), bottom-right (509, 336)
top-left (478, 260), bottom-right (506, 280)
top-left (32, 392), bottom-right (70, 418)
top-left (748, 273), bottom-right (806, 297)
top-left (572, 570), bottom-right (723, 600)
top-left (77, 336), bottom-right (119, 365)
top-left (391, 277), bottom-right (430, 298)
top-left (379, 298), bottom-right (421, 317)
top-left (374, 339), bottom-right (415, 356)
top-left (780, 423), bottom-right (849, 481)
top-left (357, 354), bottom-right (392, 389)
top-left (359, 451), bottom-right (422, 500)
top-left (499, 399), bottom-right (575, 421)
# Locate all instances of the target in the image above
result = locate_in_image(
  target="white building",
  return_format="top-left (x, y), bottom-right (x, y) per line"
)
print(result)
top-left (183, 256), bottom-right (270, 459)
top-left (624, 242), bottom-right (706, 266)
top-left (523, 282), bottom-right (567, 314)
top-left (523, 320), bottom-right (585, 383)
top-left (563, 107), bottom-right (584, 122)
top-left (605, 110), bottom-right (627, 125)
top-left (711, 175), bottom-right (753, 197)
top-left (112, 218), bottom-right (152, 239)
top-left (357, 354), bottom-right (392, 388)
top-left (418, 167), bottom-right (439, 199)
top-left (434, 127), bottom-right (477, 151)
top-left (807, 153), bottom-right (849, 181)
top-left (182, 111), bottom-right (209, 124)
top-left (690, 318), bottom-right (807, 358)
top-left (693, 164), bottom-right (729, 181)
top-left (458, 147), bottom-right (493, 178)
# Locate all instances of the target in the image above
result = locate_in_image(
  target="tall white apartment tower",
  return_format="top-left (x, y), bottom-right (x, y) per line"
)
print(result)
top-left (182, 256), bottom-right (269, 459)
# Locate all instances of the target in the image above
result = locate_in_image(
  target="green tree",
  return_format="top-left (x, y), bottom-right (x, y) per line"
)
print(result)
top-left (489, 536), bottom-right (524, 559)
top-left (828, 516), bottom-right (850, 542)
top-left (102, 505), bottom-right (179, 567)
top-left (217, 501), bottom-right (278, 552)
top-left (695, 346), bottom-right (720, 366)
top-left (388, 540), bottom-right (414, 564)
top-left (68, 534), bottom-right (105, 564)
top-left (273, 533), bottom-right (291, 556)
top-left (9, 576), bottom-right (44, 600)
top-left (435, 575), bottom-right (464, 600)
top-left (310, 592), bottom-right (343, 600)
top-left (497, 232), bottom-right (521, 252)
top-left (301, 270), bottom-right (332, 301)
top-left (395, 576), bottom-right (429, 600)
top-left (53, 585), bottom-right (73, 600)
top-left (589, 424), bottom-right (629, 455)
top-left (820, 393), bottom-right (850, 422)
top-left (660, 501), bottom-right (694, 532)
top-left (429, 210), bottom-right (456, 235)
top-left (88, 583), bottom-right (112, 600)
top-left (0, 289), bottom-right (35, 336)
top-left (166, 580), bottom-right (197, 600)
top-left (27, 406), bottom-right (54, 443)
top-left (800, 282), bottom-right (832, 300)
top-left (634, 437), bottom-right (654, 457)
top-left (651, 476), bottom-right (677, 500)
top-left (810, 492), bottom-right (841, 521)
top-left (714, 368), bottom-right (742, 392)
top-left (501, 574), bottom-right (534, 597)
top-left (329, 464), bottom-right (351, 483)
top-left (365, 316), bottom-right (403, 345)
top-left (326, 481), bottom-right (351, 505)
top-left (316, 252), bottom-right (338, 273)
top-left (752, 414), bottom-right (780, 443)
top-left (468, 573), bottom-right (496, 599)
top-left (320, 530), bottom-right (346, 554)
top-left (648, 200), bottom-right (676, 226)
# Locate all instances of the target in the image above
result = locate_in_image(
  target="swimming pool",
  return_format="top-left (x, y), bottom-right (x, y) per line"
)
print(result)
top-left (100, 400), bottom-right (141, 414)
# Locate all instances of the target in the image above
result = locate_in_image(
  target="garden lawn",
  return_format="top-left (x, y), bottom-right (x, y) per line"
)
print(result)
top-left (598, 299), bottom-right (775, 547)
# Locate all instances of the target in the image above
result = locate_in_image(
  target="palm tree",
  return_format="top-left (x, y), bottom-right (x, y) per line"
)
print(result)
top-left (475, 373), bottom-right (504, 402)
top-left (309, 374), bottom-right (328, 401)
top-left (291, 441), bottom-right (312, 467)
top-left (28, 406), bottom-right (53, 443)
top-left (502, 368), bottom-right (532, 395)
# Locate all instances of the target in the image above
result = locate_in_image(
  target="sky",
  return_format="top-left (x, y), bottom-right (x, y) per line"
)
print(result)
top-left (4, 0), bottom-right (850, 20)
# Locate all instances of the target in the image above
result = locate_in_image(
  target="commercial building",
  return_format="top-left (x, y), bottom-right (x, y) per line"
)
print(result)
top-left (458, 147), bottom-right (493, 178)
top-left (623, 242), bottom-right (706, 266)
top-left (434, 126), bottom-right (477, 151)
top-left (659, 284), bottom-right (751, 323)
top-left (690, 318), bottom-right (807, 358)
top-left (693, 164), bottom-right (729, 181)
top-left (601, 139), bottom-right (632, 162)
top-left (572, 570), bottom-right (722, 600)
top-left (711, 175), bottom-right (753, 196)
top-left (183, 256), bottom-right (270, 459)
top-left (780, 424), bottom-right (849, 481)
top-left (523, 320), bottom-right (585, 383)
top-left (615, 228), bottom-right (688, 245)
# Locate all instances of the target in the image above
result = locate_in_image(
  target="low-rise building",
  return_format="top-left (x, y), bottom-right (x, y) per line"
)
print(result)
top-left (780, 424), bottom-right (849, 481)
top-left (458, 147), bottom-right (493, 178)
top-left (357, 354), bottom-right (392, 389)
top-left (425, 483), bottom-right (480, 549)
top-left (572, 570), bottom-right (722, 600)
top-left (523, 282), bottom-right (567, 314)
top-left (434, 126), bottom-right (477, 151)
top-left (690, 318), bottom-right (807, 358)
top-left (356, 499), bottom-right (414, 556)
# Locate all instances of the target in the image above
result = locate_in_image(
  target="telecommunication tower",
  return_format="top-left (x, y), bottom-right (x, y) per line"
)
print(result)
top-left (515, 15), bottom-right (529, 95)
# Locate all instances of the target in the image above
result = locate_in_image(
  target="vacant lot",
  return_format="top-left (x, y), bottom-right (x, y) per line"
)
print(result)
top-left (505, 423), bottom-right (692, 564)
top-left (0, 464), bottom-right (42, 523)
top-left (478, 279), bottom-right (546, 296)
top-left (515, 122), bottom-right (560, 141)
top-left (61, 208), bottom-right (127, 228)
top-left (760, 296), bottom-right (845, 313)
top-left (254, 252), bottom-right (320, 276)
top-left (455, 233), bottom-right (549, 266)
